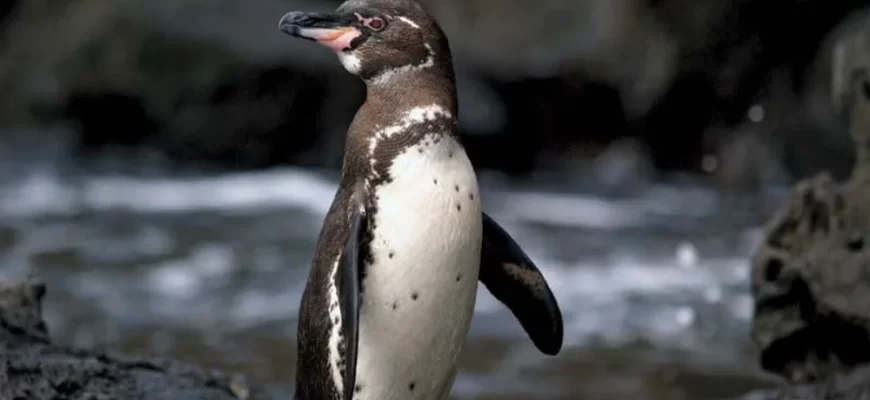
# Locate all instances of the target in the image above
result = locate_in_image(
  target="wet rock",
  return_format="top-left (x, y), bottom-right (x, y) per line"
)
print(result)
top-left (734, 365), bottom-right (870, 400)
top-left (751, 174), bottom-right (870, 383)
top-left (0, 278), bottom-right (267, 400)
top-left (749, 21), bottom-right (870, 386)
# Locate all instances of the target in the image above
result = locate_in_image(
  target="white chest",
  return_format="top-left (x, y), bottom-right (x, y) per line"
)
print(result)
top-left (353, 134), bottom-right (482, 400)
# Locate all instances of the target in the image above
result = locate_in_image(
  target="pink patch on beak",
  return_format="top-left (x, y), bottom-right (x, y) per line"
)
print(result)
top-left (298, 27), bottom-right (362, 52)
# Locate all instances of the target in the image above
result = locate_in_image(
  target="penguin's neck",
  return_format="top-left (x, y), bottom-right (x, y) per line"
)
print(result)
top-left (356, 71), bottom-right (458, 147)
top-left (342, 70), bottom-right (460, 181)
top-left (360, 70), bottom-right (458, 126)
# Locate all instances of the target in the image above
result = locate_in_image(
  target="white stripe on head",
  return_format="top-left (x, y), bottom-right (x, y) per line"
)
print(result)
top-left (368, 43), bottom-right (435, 86)
top-left (397, 16), bottom-right (421, 29)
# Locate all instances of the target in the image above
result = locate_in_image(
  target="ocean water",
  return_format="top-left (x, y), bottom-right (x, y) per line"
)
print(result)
top-left (0, 163), bottom-right (789, 399)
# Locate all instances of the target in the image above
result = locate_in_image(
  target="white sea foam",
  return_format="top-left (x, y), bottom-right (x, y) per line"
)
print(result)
top-left (0, 168), bottom-right (338, 218)
top-left (0, 166), bottom-right (725, 225)
top-left (0, 165), bottom-right (767, 371)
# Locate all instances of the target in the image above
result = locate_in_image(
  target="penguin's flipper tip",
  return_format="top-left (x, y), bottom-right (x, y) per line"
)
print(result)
top-left (478, 211), bottom-right (564, 356)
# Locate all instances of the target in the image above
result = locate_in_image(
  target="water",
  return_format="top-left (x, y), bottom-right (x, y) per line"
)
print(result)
top-left (0, 163), bottom-right (789, 399)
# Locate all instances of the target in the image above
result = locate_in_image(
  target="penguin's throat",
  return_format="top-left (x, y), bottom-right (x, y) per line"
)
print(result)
top-left (370, 104), bottom-right (454, 141)
top-left (362, 77), bottom-right (458, 123)
top-left (358, 103), bottom-right (457, 188)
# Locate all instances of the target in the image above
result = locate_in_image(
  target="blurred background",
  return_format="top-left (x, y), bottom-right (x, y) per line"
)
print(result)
top-left (1, 0), bottom-right (869, 399)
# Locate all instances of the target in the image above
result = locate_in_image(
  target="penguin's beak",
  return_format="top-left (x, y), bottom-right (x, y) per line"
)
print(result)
top-left (278, 11), bottom-right (362, 52)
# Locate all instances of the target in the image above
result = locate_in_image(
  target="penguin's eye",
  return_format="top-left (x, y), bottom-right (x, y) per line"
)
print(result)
top-left (365, 17), bottom-right (386, 31)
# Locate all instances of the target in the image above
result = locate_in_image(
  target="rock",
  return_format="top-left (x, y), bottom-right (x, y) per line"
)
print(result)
top-left (63, 91), bottom-right (158, 150)
top-left (0, 0), bottom-right (18, 33)
top-left (749, 19), bottom-right (870, 387)
top-left (0, 0), bottom-right (868, 178)
top-left (733, 366), bottom-right (870, 400)
top-left (741, 20), bottom-right (870, 400)
top-left (0, 278), bottom-right (268, 400)
top-left (750, 173), bottom-right (870, 383)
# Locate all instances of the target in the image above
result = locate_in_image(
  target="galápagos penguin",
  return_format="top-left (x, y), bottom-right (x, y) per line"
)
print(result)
top-left (278, 1), bottom-right (564, 399)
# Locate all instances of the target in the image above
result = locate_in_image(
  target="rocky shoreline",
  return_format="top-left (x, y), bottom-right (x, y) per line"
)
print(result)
top-left (738, 28), bottom-right (870, 400)
top-left (0, 279), bottom-right (269, 400)
top-left (1, 0), bottom-right (868, 183)
top-left (3, 1), bottom-right (870, 399)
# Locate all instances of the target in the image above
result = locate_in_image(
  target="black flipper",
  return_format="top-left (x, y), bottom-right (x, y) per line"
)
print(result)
top-left (337, 200), bottom-right (366, 400)
top-left (478, 212), bottom-right (564, 355)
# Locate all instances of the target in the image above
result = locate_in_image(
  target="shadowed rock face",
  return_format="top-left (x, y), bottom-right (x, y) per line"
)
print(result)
top-left (751, 174), bottom-right (870, 382)
top-left (0, 0), bottom-right (17, 31)
top-left (0, 279), bottom-right (268, 400)
top-left (0, 0), bottom-right (868, 180)
top-left (63, 91), bottom-right (158, 150)
top-left (732, 365), bottom-right (870, 400)
top-left (748, 23), bottom-right (870, 395)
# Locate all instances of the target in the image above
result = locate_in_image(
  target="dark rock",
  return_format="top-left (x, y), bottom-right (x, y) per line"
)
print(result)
top-left (1, 0), bottom-right (869, 180)
top-left (462, 75), bottom-right (627, 174)
top-left (733, 366), bottom-right (870, 400)
top-left (646, 0), bottom-right (867, 175)
top-left (633, 73), bottom-right (714, 171)
top-left (63, 91), bottom-right (158, 150)
top-left (728, 23), bottom-right (870, 400)
top-left (0, 278), bottom-right (268, 400)
top-left (156, 65), bottom-right (333, 170)
top-left (751, 173), bottom-right (870, 382)
top-left (0, 0), bottom-right (18, 33)
top-left (749, 34), bottom-right (870, 386)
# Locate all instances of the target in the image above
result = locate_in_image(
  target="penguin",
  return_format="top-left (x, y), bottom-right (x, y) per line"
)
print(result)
top-left (278, 1), bottom-right (564, 399)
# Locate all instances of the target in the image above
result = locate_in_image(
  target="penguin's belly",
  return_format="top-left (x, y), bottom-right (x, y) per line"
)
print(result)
top-left (354, 135), bottom-right (482, 400)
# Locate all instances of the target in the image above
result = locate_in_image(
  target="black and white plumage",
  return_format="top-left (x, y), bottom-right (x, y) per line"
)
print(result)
top-left (279, 1), bottom-right (563, 399)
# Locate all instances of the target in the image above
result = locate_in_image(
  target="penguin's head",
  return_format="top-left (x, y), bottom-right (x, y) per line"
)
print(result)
top-left (278, 0), bottom-right (451, 84)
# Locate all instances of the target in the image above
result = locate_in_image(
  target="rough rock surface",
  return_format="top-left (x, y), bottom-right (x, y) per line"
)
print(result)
top-left (0, 279), bottom-right (268, 400)
top-left (745, 16), bottom-right (870, 397)
top-left (734, 366), bottom-right (870, 400)
top-left (1, 0), bottom-right (867, 178)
